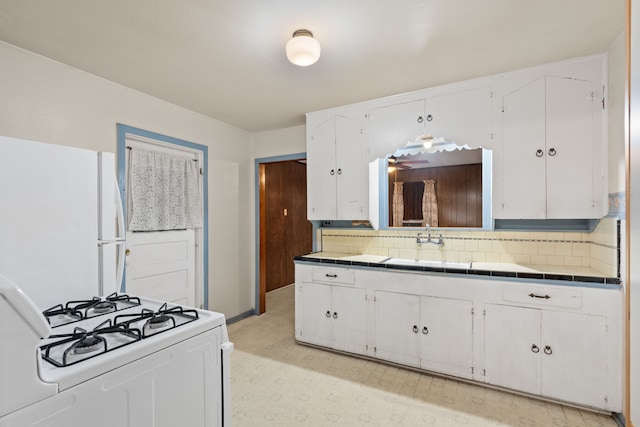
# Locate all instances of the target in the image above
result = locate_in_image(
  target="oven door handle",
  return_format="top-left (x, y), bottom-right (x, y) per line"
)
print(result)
top-left (221, 341), bottom-right (234, 426)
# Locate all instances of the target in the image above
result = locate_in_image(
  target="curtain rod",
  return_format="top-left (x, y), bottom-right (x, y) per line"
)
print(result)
top-left (126, 146), bottom-right (198, 161)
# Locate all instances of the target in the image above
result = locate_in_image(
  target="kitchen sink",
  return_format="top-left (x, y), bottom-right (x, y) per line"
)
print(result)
top-left (383, 258), bottom-right (471, 269)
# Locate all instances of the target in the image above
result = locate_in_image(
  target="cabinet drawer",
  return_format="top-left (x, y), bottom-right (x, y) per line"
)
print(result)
top-left (311, 267), bottom-right (355, 285)
top-left (502, 285), bottom-right (582, 309)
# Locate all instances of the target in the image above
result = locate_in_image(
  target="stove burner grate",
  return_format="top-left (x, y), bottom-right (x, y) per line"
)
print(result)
top-left (114, 303), bottom-right (199, 338)
top-left (42, 304), bottom-right (83, 325)
top-left (41, 319), bottom-right (142, 367)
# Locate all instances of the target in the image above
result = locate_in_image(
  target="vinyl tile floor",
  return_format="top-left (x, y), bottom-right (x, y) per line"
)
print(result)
top-left (227, 284), bottom-right (617, 427)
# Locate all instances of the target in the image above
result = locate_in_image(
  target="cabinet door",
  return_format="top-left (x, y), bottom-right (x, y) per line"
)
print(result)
top-left (484, 304), bottom-right (541, 395)
top-left (368, 100), bottom-right (425, 160)
top-left (300, 282), bottom-right (332, 347)
top-left (420, 296), bottom-right (473, 379)
top-left (331, 286), bottom-right (367, 354)
top-left (498, 77), bottom-right (547, 219)
top-left (540, 311), bottom-right (609, 408)
top-left (424, 88), bottom-right (492, 148)
top-left (335, 116), bottom-right (368, 220)
top-left (545, 77), bottom-right (595, 218)
top-left (374, 291), bottom-right (420, 367)
top-left (307, 118), bottom-right (337, 220)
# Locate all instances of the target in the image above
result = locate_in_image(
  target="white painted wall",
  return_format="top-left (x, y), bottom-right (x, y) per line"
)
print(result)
top-left (609, 31), bottom-right (627, 194)
top-left (0, 41), bottom-right (253, 319)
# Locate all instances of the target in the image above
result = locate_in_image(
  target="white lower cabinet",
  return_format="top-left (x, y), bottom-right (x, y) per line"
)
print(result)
top-left (484, 304), bottom-right (610, 409)
top-left (294, 262), bottom-right (621, 412)
top-left (373, 291), bottom-right (473, 379)
top-left (299, 281), bottom-right (368, 355)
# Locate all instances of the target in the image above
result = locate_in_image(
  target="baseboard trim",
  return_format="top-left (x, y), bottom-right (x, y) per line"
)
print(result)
top-left (226, 309), bottom-right (255, 325)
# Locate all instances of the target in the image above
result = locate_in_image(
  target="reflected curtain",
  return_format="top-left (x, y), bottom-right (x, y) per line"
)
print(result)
top-left (422, 179), bottom-right (438, 227)
top-left (392, 182), bottom-right (404, 227)
top-left (127, 149), bottom-right (202, 231)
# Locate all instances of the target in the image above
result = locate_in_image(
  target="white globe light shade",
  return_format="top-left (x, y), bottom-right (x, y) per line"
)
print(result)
top-left (286, 30), bottom-right (321, 66)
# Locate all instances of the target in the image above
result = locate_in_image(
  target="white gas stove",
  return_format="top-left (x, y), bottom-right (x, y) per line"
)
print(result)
top-left (0, 276), bottom-right (233, 427)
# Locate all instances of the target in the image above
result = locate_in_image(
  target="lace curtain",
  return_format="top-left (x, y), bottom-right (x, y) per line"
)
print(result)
top-left (422, 179), bottom-right (438, 227)
top-left (392, 182), bottom-right (404, 227)
top-left (127, 149), bottom-right (202, 231)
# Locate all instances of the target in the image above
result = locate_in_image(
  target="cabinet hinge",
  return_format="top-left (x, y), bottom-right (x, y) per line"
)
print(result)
top-left (483, 369), bottom-right (486, 376)
top-left (374, 296), bottom-right (377, 302)
top-left (199, 167), bottom-right (203, 176)
top-left (374, 346), bottom-right (377, 353)
top-left (489, 133), bottom-right (495, 141)
top-left (483, 309), bottom-right (486, 316)
top-left (604, 395), bottom-right (608, 403)
top-left (366, 344), bottom-right (369, 351)
top-left (471, 308), bottom-right (475, 315)
top-left (470, 367), bottom-right (474, 374)
top-left (489, 91), bottom-right (494, 99)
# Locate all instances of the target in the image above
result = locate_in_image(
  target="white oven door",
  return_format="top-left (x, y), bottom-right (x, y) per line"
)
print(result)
top-left (0, 327), bottom-right (227, 427)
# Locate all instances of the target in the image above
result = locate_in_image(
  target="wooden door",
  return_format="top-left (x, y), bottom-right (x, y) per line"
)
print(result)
top-left (263, 161), bottom-right (312, 293)
top-left (125, 229), bottom-right (196, 306)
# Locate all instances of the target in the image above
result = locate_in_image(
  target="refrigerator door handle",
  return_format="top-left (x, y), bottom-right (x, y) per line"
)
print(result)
top-left (114, 180), bottom-right (126, 292)
top-left (115, 180), bottom-right (125, 240)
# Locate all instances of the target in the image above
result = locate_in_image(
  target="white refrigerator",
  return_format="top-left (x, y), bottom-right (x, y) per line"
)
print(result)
top-left (0, 136), bottom-right (125, 310)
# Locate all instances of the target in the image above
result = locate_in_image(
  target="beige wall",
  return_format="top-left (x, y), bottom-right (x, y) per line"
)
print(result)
top-left (0, 41), bottom-right (254, 319)
top-left (609, 30), bottom-right (627, 195)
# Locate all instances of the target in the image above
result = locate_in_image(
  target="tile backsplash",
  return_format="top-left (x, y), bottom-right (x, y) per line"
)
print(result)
top-left (319, 218), bottom-right (620, 277)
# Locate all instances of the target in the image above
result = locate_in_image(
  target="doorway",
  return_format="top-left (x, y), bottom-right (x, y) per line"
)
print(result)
top-left (256, 154), bottom-right (312, 314)
top-left (117, 124), bottom-right (208, 309)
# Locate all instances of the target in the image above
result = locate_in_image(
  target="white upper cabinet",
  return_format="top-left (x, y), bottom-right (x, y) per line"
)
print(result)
top-left (423, 87), bottom-right (493, 149)
top-left (306, 115), bottom-right (368, 220)
top-left (495, 59), bottom-right (606, 219)
top-left (368, 99), bottom-right (425, 160)
top-left (306, 54), bottom-right (607, 223)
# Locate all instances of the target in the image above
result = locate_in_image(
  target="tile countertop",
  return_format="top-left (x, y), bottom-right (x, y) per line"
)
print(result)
top-left (295, 252), bottom-right (621, 287)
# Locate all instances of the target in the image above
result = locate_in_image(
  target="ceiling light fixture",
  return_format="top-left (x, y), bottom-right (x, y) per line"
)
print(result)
top-left (286, 29), bottom-right (321, 66)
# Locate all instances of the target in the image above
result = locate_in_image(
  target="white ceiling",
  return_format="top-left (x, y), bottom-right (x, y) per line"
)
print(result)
top-left (0, 0), bottom-right (626, 132)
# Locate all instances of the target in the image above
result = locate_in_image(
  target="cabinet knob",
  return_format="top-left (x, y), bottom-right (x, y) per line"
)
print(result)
top-left (426, 114), bottom-right (433, 122)
top-left (333, 312), bottom-right (338, 319)
top-left (330, 169), bottom-right (335, 176)
top-left (531, 344), bottom-right (540, 353)
top-left (417, 116), bottom-right (424, 123)
top-left (326, 310), bottom-right (331, 318)
top-left (535, 149), bottom-right (544, 158)
top-left (544, 345), bottom-right (553, 355)
top-left (548, 148), bottom-right (557, 157)
top-left (412, 325), bottom-right (419, 333)
top-left (337, 168), bottom-right (342, 175)
top-left (422, 326), bottom-right (429, 335)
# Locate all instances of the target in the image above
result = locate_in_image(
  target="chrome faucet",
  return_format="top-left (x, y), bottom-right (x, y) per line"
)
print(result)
top-left (416, 224), bottom-right (444, 247)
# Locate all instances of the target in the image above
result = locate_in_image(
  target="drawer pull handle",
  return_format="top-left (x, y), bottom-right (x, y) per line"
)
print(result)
top-left (412, 325), bottom-right (419, 334)
top-left (531, 344), bottom-right (540, 353)
top-left (528, 293), bottom-right (551, 299)
top-left (422, 326), bottom-right (429, 335)
top-left (326, 310), bottom-right (331, 318)
top-left (544, 345), bottom-right (553, 355)
top-left (325, 274), bottom-right (338, 278)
